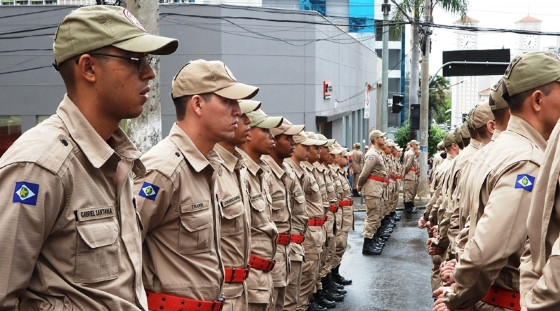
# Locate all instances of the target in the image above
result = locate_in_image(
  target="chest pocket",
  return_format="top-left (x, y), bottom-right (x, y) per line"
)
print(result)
top-left (249, 193), bottom-right (269, 229)
top-left (270, 192), bottom-right (289, 223)
top-left (179, 201), bottom-right (213, 254)
top-left (220, 194), bottom-right (245, 237)
top-left (75, 216), bottom-right (120, 283)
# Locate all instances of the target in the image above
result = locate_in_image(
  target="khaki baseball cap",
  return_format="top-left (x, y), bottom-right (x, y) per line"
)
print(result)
top-left (385, 139), bottom-right (396, 148)
top-left (239, 100), bottom-right (261, 114)
top-left (471, 101), bottom-right (494, 129)
top-left (461, 120), bottom-right (471, 139)
top-left (171, 59), bottom-right (259, 100)
top-left (354, 142), bottom-right (361, 148)
top-left (315, 134), bottom-right (335, 147)
top-left (270, 119), bottom-right (305, 136)
top-left (503, 51), bottom-right (560, 98)
top-left (294, 131), bottom-right (316, 146)
top-left (409, 139), bottom-right (419, 145)
top-left (53, 6), bottom-right (178, 66)
top-left (489, 79), bottom-right (509, 110)
top-left (246, 109), bottom-right (283, 129)
top-left (305, 132), bottom-right (328, 146)
top-left (443, 130), bottom-right (456, 147)
top-left (369, 130), bottom-right (386, 141)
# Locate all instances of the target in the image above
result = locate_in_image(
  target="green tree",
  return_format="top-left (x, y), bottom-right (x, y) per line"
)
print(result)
top-left (394, 121), bottom-right (445, 158)
top-left (429, 75), bottom-right (451, 124)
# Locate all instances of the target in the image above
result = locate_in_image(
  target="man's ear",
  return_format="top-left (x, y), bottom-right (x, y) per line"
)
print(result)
top-left (76, 55), bottom-right (97, 83)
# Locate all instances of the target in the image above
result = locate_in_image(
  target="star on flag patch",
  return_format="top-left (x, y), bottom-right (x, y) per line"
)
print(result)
top-left (139, 182), bottom-right (159, 201)
top-left (515, 174), bottom-right (535, 192)
top-left (13, 182), bottom-right (39, 205)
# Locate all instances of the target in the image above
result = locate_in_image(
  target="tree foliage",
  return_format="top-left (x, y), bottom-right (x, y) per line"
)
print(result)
top-left (394, 121), bottom-right (446, 157)
top-left (429, 75), bottom-right (451, 124)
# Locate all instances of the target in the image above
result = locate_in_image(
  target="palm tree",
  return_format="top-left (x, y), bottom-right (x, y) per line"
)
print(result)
top-left (429, 75), bottom-right (451, 124)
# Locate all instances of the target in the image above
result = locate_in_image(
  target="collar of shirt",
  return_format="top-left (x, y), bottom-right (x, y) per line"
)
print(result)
top-left (214, 144), bottom-right (244, 173)
top-left (507, 115), bottom-right (547, 151)
top-left (262, 155), bottom-right (286, 180)
top-left (237, 148), bottom-right (263, 177)
top-left (169, 123), bottom-right (221, 172)
top-left (284, 158), bottom-right (304, 179)
top-left (313, 161), bottom-right (325, 172)
top-left (469, 138), bottom-right (481, 149)
top-left (300, 161), bottom-right (314, 172)
top-left (57, 94), bottom-right (144, 175)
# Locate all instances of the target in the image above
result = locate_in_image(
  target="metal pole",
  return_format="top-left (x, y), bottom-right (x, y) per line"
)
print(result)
top-left (418, 0), bottom-right (431, 197)
top-left (381, 0), bottom-right (390, 132)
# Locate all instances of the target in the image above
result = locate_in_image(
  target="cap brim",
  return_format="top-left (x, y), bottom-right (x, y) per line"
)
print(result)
top-left (255, 116), bottom-right (283, 129)
top-left (284, 124), bottom-right (305, 135)
top-left (215, 83), bottom-right (259, 100)
top-left (113, 33), bottom-right (178, 55)
top-left (239, 100), bottom-right (261, 114)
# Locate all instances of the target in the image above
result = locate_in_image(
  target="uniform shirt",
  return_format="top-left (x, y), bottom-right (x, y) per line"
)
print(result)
top-left (335, 165), bottom-right (354, 232)
top-left (521, 120), bottom-right (560, 310)
top-left (135, 123), bottom-right (224, 300)
top-left (356, 146), bottom-right (387, 198)
top-left (351, 149), bottom-right (363, 175)
top-left (282, 160), bottom-right (308, 262)
top-left (0, 95), bottom-right (147, 310)
top-left (237, 149), bottom-right (278, 304)
top-left (445, 116), bottom-right (546, 309)
top-left (214, 144), bottom-right (251, 300)
top-left (403, 149), bottom-right (419, 181)
top-left (312, 162), bottom-right (329, 214)
top-left (299, 161), bottom-right (325, 255)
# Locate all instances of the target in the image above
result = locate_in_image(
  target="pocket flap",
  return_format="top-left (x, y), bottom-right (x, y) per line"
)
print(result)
top-left (76, 218), bottom-right (118, 249)
top-left (180, 201), bottom-right (212, 232)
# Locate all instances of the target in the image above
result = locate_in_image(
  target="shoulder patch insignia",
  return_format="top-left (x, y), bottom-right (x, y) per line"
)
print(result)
top-left (368, 156), bottom-right (374, 161)
top-left (515, 174), bottom-right (535, 192)
top-left (13, 182), bottom-right (39, 205)
top-left (139, 181), bottom-right (160, 201)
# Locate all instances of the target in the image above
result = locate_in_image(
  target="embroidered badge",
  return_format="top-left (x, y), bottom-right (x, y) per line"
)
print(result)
top-left (13, 182), bottom-right (39, 205)
top-left (515, 174), bottom-right (535, 192)
top-left (139, 182), bottom-right (160, 201)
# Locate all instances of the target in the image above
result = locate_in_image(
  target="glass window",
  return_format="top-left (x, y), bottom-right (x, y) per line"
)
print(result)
top-left (0, 116), bottom-right (22, 157)
top-left (36, 115), bottom-right (49, 124)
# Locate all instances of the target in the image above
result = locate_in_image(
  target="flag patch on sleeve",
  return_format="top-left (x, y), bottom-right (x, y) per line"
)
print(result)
top-left (13, 182), bottom-right (39, 205)
top-left (139, 182), bottom-right (160, 201)
top-left (515, 174), bottom-right (535, 192)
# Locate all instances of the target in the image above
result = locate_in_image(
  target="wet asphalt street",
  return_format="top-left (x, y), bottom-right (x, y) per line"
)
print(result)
top-left (333, 201), bottom-right (434, 311)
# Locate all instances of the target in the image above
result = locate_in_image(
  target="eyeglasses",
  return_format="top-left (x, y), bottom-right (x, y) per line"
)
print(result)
top-left (86, 53), bottom-right (155, 72)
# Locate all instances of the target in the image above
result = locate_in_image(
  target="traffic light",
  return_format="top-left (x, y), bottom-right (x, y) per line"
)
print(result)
top-left (392, 95), bottom-right (404, 113)
top-left (410, 104), bottom-right (420, 130)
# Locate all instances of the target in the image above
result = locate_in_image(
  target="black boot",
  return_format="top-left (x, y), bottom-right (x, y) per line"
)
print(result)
top-left (314, 291), bottom-right (336, 309)
top-left (411, 202), bottom-right (418, 213)
top-left (403, 202), bottom-right (411, 214)
top-left (321, 276), bottom-right (344, 301)
top-left (326, 273), bottom-right (347, 294)
top-left (332, 265), bottom-right (352, 285)
top-left (391, 211), bottom-right (401, 221)
top-left (308, 293), bottom-right (328, 311)
top-left (362, 237), bottom-right (382, 255)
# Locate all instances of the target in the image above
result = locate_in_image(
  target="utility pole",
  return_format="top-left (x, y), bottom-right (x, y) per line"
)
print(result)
top-left (418, 0), bottom-right (431, 197)
top-left (380, 0), bottom-right (390, 132)
top-left (125, 0), bottom-right (162, 153)
top-left (408, 7), bottom-right (420, 136)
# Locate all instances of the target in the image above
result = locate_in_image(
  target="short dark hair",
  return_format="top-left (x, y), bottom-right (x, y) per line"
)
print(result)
top-left (173, 93), bottom-right (212, 120)
top-left (504, 82), bottom-right (554, 113)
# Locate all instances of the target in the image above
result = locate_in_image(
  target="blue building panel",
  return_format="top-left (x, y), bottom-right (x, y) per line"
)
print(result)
top-left (348, 0), bottom-right (374, 33)
top-left (300, 0), bottom-right (326, 16)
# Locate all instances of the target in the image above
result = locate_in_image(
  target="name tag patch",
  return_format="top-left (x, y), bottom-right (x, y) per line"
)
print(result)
top-left (221, 194), bottom-right (242, 207)
top-left (139, 182), bottom-right (159, 201)
top-left (515, 174), bottom-right (535, 192)
top-left (181, 201), bottom-right (210, 213)
top-left (13, 182), bottom-right (39, 206)
top-left (76, 207), bottom-right (115, 221)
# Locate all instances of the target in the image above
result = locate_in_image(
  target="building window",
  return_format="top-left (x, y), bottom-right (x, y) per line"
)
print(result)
top-left (36, 115), bottom-right (49, 124)
top-left (0, 116), bottom-right (22, 157)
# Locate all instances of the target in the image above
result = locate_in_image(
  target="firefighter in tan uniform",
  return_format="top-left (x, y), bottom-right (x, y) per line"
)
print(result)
top-left (281, 130), bottom-right (312, 311)
top-left (403, 140), bottom-right (420, 213)
top-left (351, 143), bottom-right (363, 195)
top-left (386, 140), bottom-right (402, 222)
top-left (331, 145), bottom-right (354, 286)
top-left (297, 134), bottom-right (331, 310)
top-left (0, 6), bottom-right (177, 309)
top-left (239, 109), bottom-right (283, 311)
top-left (135, 60), bottom-right (258, 310)
top-left (357, 130), bottom-right (388, 255)
top-left (263, 119), bottom-right (305, 311)
top-left (434, 51), bottom-right (560, 311)
top-left (214, 100), bottom-right (261, 311)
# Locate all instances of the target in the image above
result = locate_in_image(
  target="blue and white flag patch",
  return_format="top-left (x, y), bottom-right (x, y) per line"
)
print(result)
top-left (13, 182), bottom-right (39, 205)
top-left (515, 174), bottom-right (535, 192)
top-left (139, 182), bottom-right (159, 201)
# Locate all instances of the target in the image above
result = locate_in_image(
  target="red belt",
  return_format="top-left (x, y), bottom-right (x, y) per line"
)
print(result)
top-left (146, 290), bottom-right (224, 311)
top-left (409, 167), bottom-right (417, 172)
top-left (368, 175), bottom-right (389, 184)
top-left (329, 204), bottom-right (338, 213)
top-left (277, 233), bottom-right (291, 245)
top-left (481, 286), bottom-right (520, 311)
top-left (224, 266), bottom-right (250, 283)
top-left (397, 176), bottom-right (402, 180)
top-left (390, 174), bottom-right (398, 181)
top-left (309, 216), bottom-right (327, 226)
top-left (249, 254), bottom-right (276, 272)
top-left (338, 199), bottom-right (353, 206)
top-left (290, 233), bottom-right (305, 244)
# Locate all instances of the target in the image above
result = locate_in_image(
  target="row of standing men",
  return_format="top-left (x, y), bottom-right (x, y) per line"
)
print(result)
top-left (0, 5), bottom-right (360, 311)
top-left (416, 50), bottom-right (560, 311)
